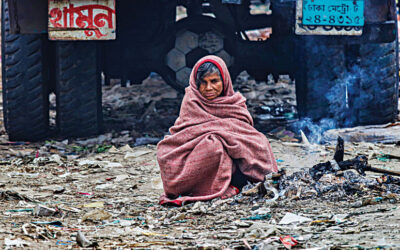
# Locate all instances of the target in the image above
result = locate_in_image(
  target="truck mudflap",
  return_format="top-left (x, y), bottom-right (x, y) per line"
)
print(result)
top-left (48, 0), bottom-right (116, 40)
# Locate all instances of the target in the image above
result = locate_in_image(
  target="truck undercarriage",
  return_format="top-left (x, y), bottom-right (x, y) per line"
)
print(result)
top-left (2, 0), bottom-right (399, 140)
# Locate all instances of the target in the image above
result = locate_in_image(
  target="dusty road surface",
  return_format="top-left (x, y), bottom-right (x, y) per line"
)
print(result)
top-left (1, 76), bottom-right (400, 249)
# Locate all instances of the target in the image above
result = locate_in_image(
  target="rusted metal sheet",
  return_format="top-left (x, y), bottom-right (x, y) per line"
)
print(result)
top-left (48, 0), bottom-right (116, 40)
top-left (295, 0), bottom-right (363, 36)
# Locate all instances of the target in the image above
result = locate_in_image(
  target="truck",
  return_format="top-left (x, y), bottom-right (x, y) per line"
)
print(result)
top-left (2, 0), bottom-right (398, 141)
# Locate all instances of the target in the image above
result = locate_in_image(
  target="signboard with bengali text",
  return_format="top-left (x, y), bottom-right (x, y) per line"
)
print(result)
top-left (48, 0), bottom-right (116, 40)
top-left (296, 0), bottom-right (364, 36)
top-left (302, 0), bottom-right (364, 26)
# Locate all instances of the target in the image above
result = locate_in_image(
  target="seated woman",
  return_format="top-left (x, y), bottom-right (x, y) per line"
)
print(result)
top-left (157, 55), bottom-right (278, 206)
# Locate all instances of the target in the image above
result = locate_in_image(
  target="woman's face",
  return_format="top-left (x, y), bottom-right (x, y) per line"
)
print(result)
top-left (198, 72), bottom-right (223, 100)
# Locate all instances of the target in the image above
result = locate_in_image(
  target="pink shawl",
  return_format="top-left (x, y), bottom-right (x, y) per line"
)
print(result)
top-left (157, 55), bottom-right (277, 205)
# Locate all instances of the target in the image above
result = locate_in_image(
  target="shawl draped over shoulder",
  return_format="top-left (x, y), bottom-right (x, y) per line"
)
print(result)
top-left (157, 55), bottom-right (277, 205)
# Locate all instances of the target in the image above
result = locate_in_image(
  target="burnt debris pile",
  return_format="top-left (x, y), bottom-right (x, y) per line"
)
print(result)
top-left (237, 137), bottom-right (400, 204)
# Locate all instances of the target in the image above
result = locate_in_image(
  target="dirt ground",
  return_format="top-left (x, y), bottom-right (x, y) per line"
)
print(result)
top-left (0, 74), bottom-right (400, 249)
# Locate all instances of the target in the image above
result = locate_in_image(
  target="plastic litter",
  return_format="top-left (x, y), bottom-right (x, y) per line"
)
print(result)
top-left (56, 240), bottom-right (74, 246)
top-left (278, 213), bottom-right (312, 225)
top-left (77, 192), bottom-right (94, 196)
top-left (32, 221), bottom-right (63, 226)
top-left (264, 185), bottom-right (279, 203)
top-left (240, 214), bottom-right (271, 220)
top-left (7, 208), bottom-right (34, 213)
top-left (280, 236), bottom-right (298, 249)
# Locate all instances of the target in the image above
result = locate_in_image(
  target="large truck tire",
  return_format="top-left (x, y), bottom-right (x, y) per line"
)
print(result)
top-left (55, 42), bottom-right (103, 137)
top-left (295, 38), bottom-right (399, 127)
top-left (160, 16), bottom-right (237, 91)
top-left (1, 1), bottom-right (49, 141)
top-left (356, 41), bottom-right (399, 125)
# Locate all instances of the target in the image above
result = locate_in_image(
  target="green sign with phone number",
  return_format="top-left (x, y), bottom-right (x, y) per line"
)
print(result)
top-left (302, 0), bottom-right (364, 26)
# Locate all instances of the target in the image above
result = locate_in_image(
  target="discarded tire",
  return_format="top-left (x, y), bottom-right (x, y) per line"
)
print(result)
top-left (295, 38), bottom-right (399, 127)
top-left (160, 16), bottom-right (237, 91)
top-left (1, 1), bottom-right (49, 141)
top-left (55, 42), bottom-right (103, 137)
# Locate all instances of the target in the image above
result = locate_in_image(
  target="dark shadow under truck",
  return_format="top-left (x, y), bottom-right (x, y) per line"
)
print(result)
top-left (2, 0), bottom-right (398, 141)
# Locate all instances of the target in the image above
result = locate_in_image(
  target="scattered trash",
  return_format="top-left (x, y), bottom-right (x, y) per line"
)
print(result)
top-left (95, 183), bottom-right (114, 190)
top-left (81, 201), bottom-right (104, 208)
top-left (33, 205), bottom-right (59, 217)
top-left (119, 144), bottom-right (134, 152)
top-left (1, 73), bottom-right (399, 248)
top-left (124, 149), bottom-right (152, 159)
top-left (76, 133), bottom-right (113, 146)
top-left (77, 159), bottom-right (122, 168)
top-left (351, 197), bottom-right (385, 208)
top-left (4, 238), bottom-right (30, 247)
top-left (280, 235), bottom-right (298, 249)
top-left (0, 191), bottom-right (34, 201)
top-left (7, 172), bottom-right (39, 178)
top-left (39, 185), bottom-right (65, 194)
top-left (76, 231), bottom-right (98, 248)
top-left (56, 240), bottom-right (74, 246)
top-left (77, 192), bottom-right (94, 196)
top-left (32, 221), bottom-right (63, 226)
top-left (268, 127), bottom-right (298, 142)
top-left (278, 212), bottom-right (312, 225)
top-left (96, 144), bottom-right (112, 153)
top-left (240, 214), bottom-right (271, 220)
top-left (81, 209), bottom-right (112, 222)
top-left (7, 208), bottom-right (34, 213)
top-left (310, 219), bottom-right (336, 225)
top-left (134, 137), bottom-right (161, 146)
top-left (48, 154), bottom-right (64, 165)
top-left (300, 130), bottom-right (311, 145)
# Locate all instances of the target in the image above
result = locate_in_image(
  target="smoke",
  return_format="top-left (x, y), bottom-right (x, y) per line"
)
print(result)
top-left (293, 65), bottom-right (373, 144)
top-left (325, 65), bottom-right (372, 127)
top-left (292, 118), bottom-right (336, 144)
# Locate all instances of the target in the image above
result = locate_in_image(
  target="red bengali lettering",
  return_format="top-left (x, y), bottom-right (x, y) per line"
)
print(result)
top-left (49, 3), bottom-right (115, 38)
top-left (49, 7), bottom-right (63, 27)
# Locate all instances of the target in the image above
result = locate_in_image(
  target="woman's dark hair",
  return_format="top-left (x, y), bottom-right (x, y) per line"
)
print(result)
top-left (196, 62), bottom-right (222, 88)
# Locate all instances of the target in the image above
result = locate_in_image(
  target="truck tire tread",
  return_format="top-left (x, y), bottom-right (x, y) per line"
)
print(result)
top-left (55, 42), bottom-right (103, 137)
top-left (1, 0), bottom-right (49, 141)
